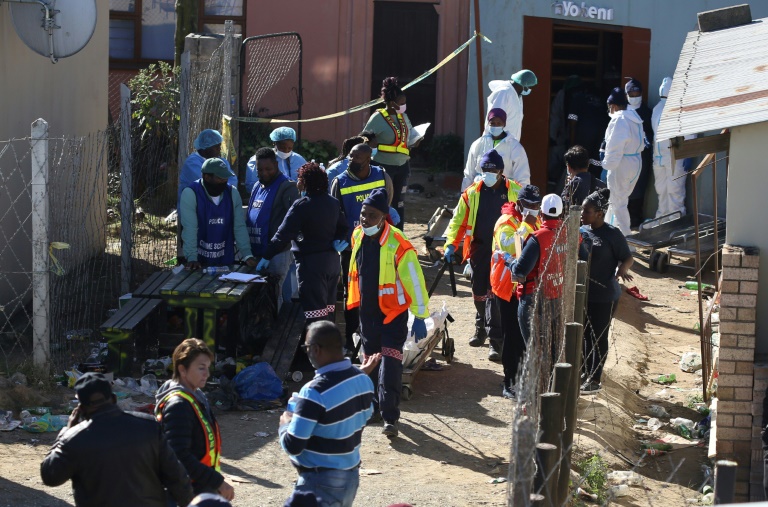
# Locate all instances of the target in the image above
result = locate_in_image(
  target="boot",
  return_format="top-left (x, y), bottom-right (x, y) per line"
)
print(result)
top-left (488, 343), bottom-right (501, 362)
top-left (469, 326), bottom-right (487, 347)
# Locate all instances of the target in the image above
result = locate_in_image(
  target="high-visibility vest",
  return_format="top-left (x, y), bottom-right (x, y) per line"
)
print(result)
top-left (337, 165), bottom-right (387, 241)
top-left (490, 208), bottom-right (539, 302)
top-left (376, 109), bottom-right (410, 156)
top-left (517, 219), bottom-right (566, 300)
top-left (346, 221), bottom-right (429, 323)
top-left (444, 178), bottom-right (523, 262)
top-left (156, 390), bottom-right (222, 472)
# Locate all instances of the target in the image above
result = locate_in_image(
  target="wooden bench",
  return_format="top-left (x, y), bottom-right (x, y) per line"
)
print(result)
top-left (100, 297), bottom-right (164, 375)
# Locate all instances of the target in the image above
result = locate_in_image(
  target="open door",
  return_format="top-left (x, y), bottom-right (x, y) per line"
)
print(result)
top-left (521, 16), bottom-right (553, 191)
top-left (621, 27), bottom-right (651, 102)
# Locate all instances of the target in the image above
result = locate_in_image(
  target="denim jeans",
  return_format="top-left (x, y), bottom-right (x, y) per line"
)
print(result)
top-left (293, 468), bottom-right (360, 507)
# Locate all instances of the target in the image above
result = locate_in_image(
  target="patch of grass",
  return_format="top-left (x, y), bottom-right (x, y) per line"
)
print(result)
top-left (685, 393), bottom-right (704, 409)
top-left (576, 454), bottom-right (609, 504)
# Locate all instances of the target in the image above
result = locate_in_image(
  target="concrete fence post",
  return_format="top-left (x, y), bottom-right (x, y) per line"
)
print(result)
top-left (31, 118), bottom-right (50, 371)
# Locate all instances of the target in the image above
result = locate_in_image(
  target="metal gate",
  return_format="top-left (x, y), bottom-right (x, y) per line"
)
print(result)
top-left (238, 32), bottom-right (303, 174)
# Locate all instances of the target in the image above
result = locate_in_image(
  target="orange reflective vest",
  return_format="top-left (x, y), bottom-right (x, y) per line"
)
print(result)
top-left (490, 206), bottom-right (540, 302)
top-left (156, 390), bottom-right (222, 472)
top-left (444, 178), bottom-right (523, 262)
top-left (517, 218), bottom-right (567, 300)
top-left (346, 221), bottom-right (429, 323)
top-left (376, 109), bottom-right (410, 156)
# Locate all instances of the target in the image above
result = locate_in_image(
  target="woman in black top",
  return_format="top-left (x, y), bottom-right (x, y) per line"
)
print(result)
top-left (579, 188), bottom-right (634, 394)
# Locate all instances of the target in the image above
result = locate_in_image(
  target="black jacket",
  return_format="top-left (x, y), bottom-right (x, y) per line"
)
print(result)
top-left (40, 404), bottom-right (193, 507)
top-left (156, 382), bottom-right (224, 495)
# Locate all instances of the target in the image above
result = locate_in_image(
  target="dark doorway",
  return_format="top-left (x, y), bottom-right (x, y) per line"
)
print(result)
top-left (370, 1), bottom-right (439, 146)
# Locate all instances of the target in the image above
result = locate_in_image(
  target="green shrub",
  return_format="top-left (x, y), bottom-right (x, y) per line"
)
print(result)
top-left (576, 454), bottom-right (609, 503)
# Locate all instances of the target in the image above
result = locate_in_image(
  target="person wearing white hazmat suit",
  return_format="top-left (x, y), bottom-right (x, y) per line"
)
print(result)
top-left (601, 87), bottom-right (645, 237)
top-left (462, 108), bottom-right (531, 190)
top-left (486, 70), bottom-right (538, 141)
top-left (652, 77), bottom-right (691, 217)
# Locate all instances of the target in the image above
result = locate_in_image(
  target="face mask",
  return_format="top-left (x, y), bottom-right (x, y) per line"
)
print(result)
top-left (300, 190), bottom-right (307, 197)
top-left (482, 172), bottom-right (499, 186)
top-left (276, 150), bottom-right (292, 160)
top-left (521, 87), bottom-right (531, 96)
top-left (523, 207), bottom-right (540, 217)
top-left (396, 104), bottom-right (407, 114)
top-left (489, 126), bottom-right (504, 137)
top-left (370, 148), bottom-right (378, 158)
top-left (362, 222), bottom-right (381, 236)
top-left (628, 96), bottom-right (642, 107)
top-left (204, 180), bottom-right (227, 197)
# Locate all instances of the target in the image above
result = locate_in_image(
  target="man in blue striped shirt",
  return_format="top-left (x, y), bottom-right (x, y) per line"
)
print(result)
top-left (279, 321), bottom-right (376, 507)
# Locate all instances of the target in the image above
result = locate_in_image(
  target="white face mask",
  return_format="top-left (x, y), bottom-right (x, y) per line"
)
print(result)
top-left (276, 150), bottom-right (292, 160)
top-left (628, 96), bottom-right (642, 107)
top-left (482, 172), bottom-right (499, 186)
top-left (362, 221), bottom-right (382, 236)
top-left (523, 207), bottom-right (540, 217)
top-left (396, 104), bottom-right (407, 114)
top-left (489, 126), bottom-right (504, 137)
top-left (521, 87), bottom-right (532, 96)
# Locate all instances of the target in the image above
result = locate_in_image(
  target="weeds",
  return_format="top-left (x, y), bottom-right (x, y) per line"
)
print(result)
top-left (576, 454), bottom-right (609, 504)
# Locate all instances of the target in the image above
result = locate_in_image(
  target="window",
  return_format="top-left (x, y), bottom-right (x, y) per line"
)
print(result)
top-left (109, 0), bottom-right (246, 67)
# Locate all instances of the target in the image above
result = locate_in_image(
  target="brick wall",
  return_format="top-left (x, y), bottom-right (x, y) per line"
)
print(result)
top-left (715, 244), bottom-right (760, 502)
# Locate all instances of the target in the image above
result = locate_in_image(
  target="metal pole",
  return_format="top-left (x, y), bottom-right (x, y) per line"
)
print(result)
top-left (556, 322), bottom-right (585, 504)
top-left (473, 0), bottom-right (485, 135)
top-left (534, 442), bottom-right (559, 503)
top-left (31, 118), bottom-right (50, 372)
top-left (119, 84), bottom-right (133, 294)
top-left (712, 155), bottom-right (719, 292)
top-left (713, 460), bottom-right (737, 504)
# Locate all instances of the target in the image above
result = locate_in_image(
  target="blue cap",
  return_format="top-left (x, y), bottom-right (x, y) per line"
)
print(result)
top-left (511, 69), bottom-right (538, 88)
top-left (270, 127), bottom-right (297, 142)
top-left (194, 129), bottom-right (223, 150)
top-left (362, 188), bottom-right (389, 214)
top-left (479, 149), bottom-right (504, 171)
top-left (607, 87), bottom-right (628, 107)
top-left (517, 184), bottom-right (542, 203)
top-left (625, 77), bottom-right (643, 94)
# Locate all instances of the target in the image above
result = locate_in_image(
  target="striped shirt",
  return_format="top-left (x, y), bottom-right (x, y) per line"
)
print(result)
top-left (279, 359), bottom-right (374, 470)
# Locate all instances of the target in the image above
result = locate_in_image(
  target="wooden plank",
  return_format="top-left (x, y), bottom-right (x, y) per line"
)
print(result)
top-left (122, 298), bottom-right (163, 330)
top-left (270, 302), bottom-right (305, 380)
top-left (132, 271), bottom-right (163, 298)
top-left (671, 131), bottom-right (730, 160)
top-left (135, 270), bottom-right (174, 298)
top-left (199, 275), bottom-right (229, 299)
top-left (160, 270), bottom-right (194, 295)
top-left (100, 298), bottom-right (145, 330)
top-left (185, 273), bottom-right (218, 297)
top-left (213, 282), bottom-right (237, 299)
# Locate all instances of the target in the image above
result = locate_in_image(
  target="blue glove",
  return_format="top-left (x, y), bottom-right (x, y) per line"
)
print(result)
top-left (503, 252), bottom-right (513, 265)
top-left (444, 244), bottom-right (456, 263)
top-left (256, 258), bottom-right (270, 272)
top-left (333, 239), bottom-right (349, 253)
top-left (412, 318), bottom-right (428, 342)
top-left (388, 206), bottom-right (400, 226)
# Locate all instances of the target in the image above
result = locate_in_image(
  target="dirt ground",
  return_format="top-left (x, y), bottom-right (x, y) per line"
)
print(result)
top-left (0, 168), bottom-right (711, 506)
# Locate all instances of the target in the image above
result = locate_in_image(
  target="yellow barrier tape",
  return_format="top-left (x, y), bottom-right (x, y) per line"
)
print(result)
top-left (232, 31), bottom-right (492, 124)
top-left (49, 241), bottom-right (70, 276)
top-left (221, 115), bottom-right (236, 165)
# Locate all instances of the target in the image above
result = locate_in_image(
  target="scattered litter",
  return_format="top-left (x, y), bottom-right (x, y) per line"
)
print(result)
top-left (607, 471), bottom-right (643, 485)
top-left (253, 432), bottom-right (270, 438)
top-left (626, 286), bottom-right (649, 301)
top-left (139, 374), bottom-right (158, 396)
top-left (641, 441), bottom-right (672, 451)
top-left (649, 389), bottom-right (671, 401)
top-left (644, 448), bottom-right (667, 456)
top-left (421, 358), bottom-right (444, 371)
top-left (360, 469), bottom-right (383, 476)
top-left (10, 372), bottom-right (28, 386)
top-left (609, 484), bottom-right (630, 497)
top-left (576, 488), bottom-right (598, 501)
top-left (647, 418), bottom-right (663, 431)
top-left (22, 413), bottom-right (68, 433)
top-left (652, 374), bottom-right (676, 385)
top-left (648, 405), bottom-right (670, 419)
top-left (227, 475), bottom-right (252, 484)
top-left (0, 411), bottom-right (21, 431)
top-left (679, 352), bottom-right (703, 373)
top-left (488, 477), bottom-right (507, 484)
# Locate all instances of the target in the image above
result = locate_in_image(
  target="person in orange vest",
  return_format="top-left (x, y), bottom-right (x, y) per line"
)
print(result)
top-left (155, 339), bottom-right (233, 502)
top-left (490, 184), bottom-right (542, 399)
top-left (444, 149), bottom-right (522, 361)
top-left (510, 194), bottom-right (567, 359)
top-left (346, 188), bottom-right (429, 438)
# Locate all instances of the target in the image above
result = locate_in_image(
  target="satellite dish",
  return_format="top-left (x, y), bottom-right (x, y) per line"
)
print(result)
top-left (7, 0), bottom-right (97, 63)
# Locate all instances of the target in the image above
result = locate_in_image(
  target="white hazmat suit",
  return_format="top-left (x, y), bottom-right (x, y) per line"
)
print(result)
top-left (462, 132), bottom-right (531, 190)
top-left (602, 108), bottom-right (645, 236)
top-left (487, 81), bottom-right (524, 141)
top-left (652, 77), bottom-right (691, 217)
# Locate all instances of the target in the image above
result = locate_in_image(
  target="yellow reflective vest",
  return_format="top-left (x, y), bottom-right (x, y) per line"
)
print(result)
top-left (444, 178), bottom-right (522, 262)
top-left (347, 221), bottom-right (429, 323)
top-left (376, 109), bottom-right (410, 156)
top-left (490, 204), bottom-right (539, 301)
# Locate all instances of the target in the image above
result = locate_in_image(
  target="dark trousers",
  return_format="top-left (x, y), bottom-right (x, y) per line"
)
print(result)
top-left (359, 310), bottom-right (408, 423)
top-left (518, 294), bottom-right (561, 372)
top-left (380, 161), bottom-right (410, 230)
top-left (583, 299), bottom-right (617, 384)
top-left (340, 249), bottom-right (358, 350)
top-left (628, 153), bottom-right (653, 227)
top-left (470, 252), bottom-right (502, 350)
top-left (763, 448), bottom-right (768, 500)
top-left (497, 295), bottom-right (525, 385)
top-left (297, 251), bottom-right (340, 330)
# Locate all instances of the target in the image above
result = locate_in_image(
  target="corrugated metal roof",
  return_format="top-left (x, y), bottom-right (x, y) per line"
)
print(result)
top-left (656, 18), bottom-right (768, 141)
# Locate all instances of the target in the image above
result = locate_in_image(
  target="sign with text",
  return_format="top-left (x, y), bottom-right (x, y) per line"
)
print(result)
top-left (552, 1), bottom-right (615, 21)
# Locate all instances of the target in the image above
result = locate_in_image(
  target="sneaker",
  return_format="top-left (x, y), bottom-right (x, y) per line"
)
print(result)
top-left (580, 381), bottom-right (602, 395)
top-left (382, 422), bottom-right (399, 438)
top-left (488, 346), bottom-right (501, 362)
top-left (502, 385), bottom-right (516, 400)
top-left (468, 328), bottom-right (487, 347)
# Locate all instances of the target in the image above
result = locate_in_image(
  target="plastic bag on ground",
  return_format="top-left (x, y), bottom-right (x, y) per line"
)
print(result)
top-left (680, 352), bottom-right (703, 372)
top-left (647, 418), bottom-right (663, 430)
top-left (233, 363), bottom-right (283, 401)
top-left (139, 374), bottom-right (158, 396)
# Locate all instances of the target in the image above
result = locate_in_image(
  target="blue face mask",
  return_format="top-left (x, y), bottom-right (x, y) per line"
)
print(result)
top-left (300, 190), bottom-right (307, 197)
top-left (489, 126), bottom-right (504, 137)
top-left (362, 221), bottom-right (382, 236)
top-left (371, 148), bottom-right (378, 159)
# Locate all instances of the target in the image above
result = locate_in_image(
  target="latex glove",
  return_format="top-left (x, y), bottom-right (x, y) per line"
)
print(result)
top-left (256, 258), bottom-right (270, 272)
top-left (411, 318), bottom-right (428, 342)
top-left (444, 244), bottom-right (456, 263)
top-left (503, 252), bottom-right (513, 265)
top-left (333, 239), bottom-right (349, 253)
top-left (388, 206), bottom-right (401, 226)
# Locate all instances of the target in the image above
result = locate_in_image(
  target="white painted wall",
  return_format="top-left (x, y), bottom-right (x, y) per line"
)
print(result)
top-left (726, 122), bottom-right (768, 354)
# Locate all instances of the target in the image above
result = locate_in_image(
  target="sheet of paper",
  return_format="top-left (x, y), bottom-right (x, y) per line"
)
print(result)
top-left (219, 272), bottom-right (266, 283)
top-left (410, 123), bottom-right (431, 143)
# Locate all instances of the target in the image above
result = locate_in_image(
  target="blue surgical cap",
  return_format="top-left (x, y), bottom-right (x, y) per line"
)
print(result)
top-left (511, 70), bottom-right (538, 88)
top-left (270, 127), bottom-right (297, 142)
top-left (194, 129), bottom-right (223, 150)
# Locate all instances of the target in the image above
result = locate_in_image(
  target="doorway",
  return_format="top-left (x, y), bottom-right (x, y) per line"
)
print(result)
top-left (370, 1), bottom-right (439, 147)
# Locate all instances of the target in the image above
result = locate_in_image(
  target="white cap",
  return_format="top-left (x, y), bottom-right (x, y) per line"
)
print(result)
top-left (659, 77), bottom-right (672, 98)
top-left (541, 194), bottom-right (563, 217)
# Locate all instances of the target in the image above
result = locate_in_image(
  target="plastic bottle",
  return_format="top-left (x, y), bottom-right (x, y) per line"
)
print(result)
top-left (609, 484), bottom-right (630, 497)
top-left (654, 374), bottom-right (676, 384)
top-left (607, 471), bottom-right (643, 485)
top-left (203, 266), bottom-right (230, 275)
top-left (677, 424), bottom-right (693, 439)
top-left (649, 405), bottom-right (670, 418)
top-left (644, 448), bottom-right (667, 456)
top-left (641, 442), bottom-right (673, 451)
top-left (670, 417), bottom-right (695, 429)
top-left (647, 418), bottom-right (662, 430)
top-left (685, 281), bottom-right (714, 290)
